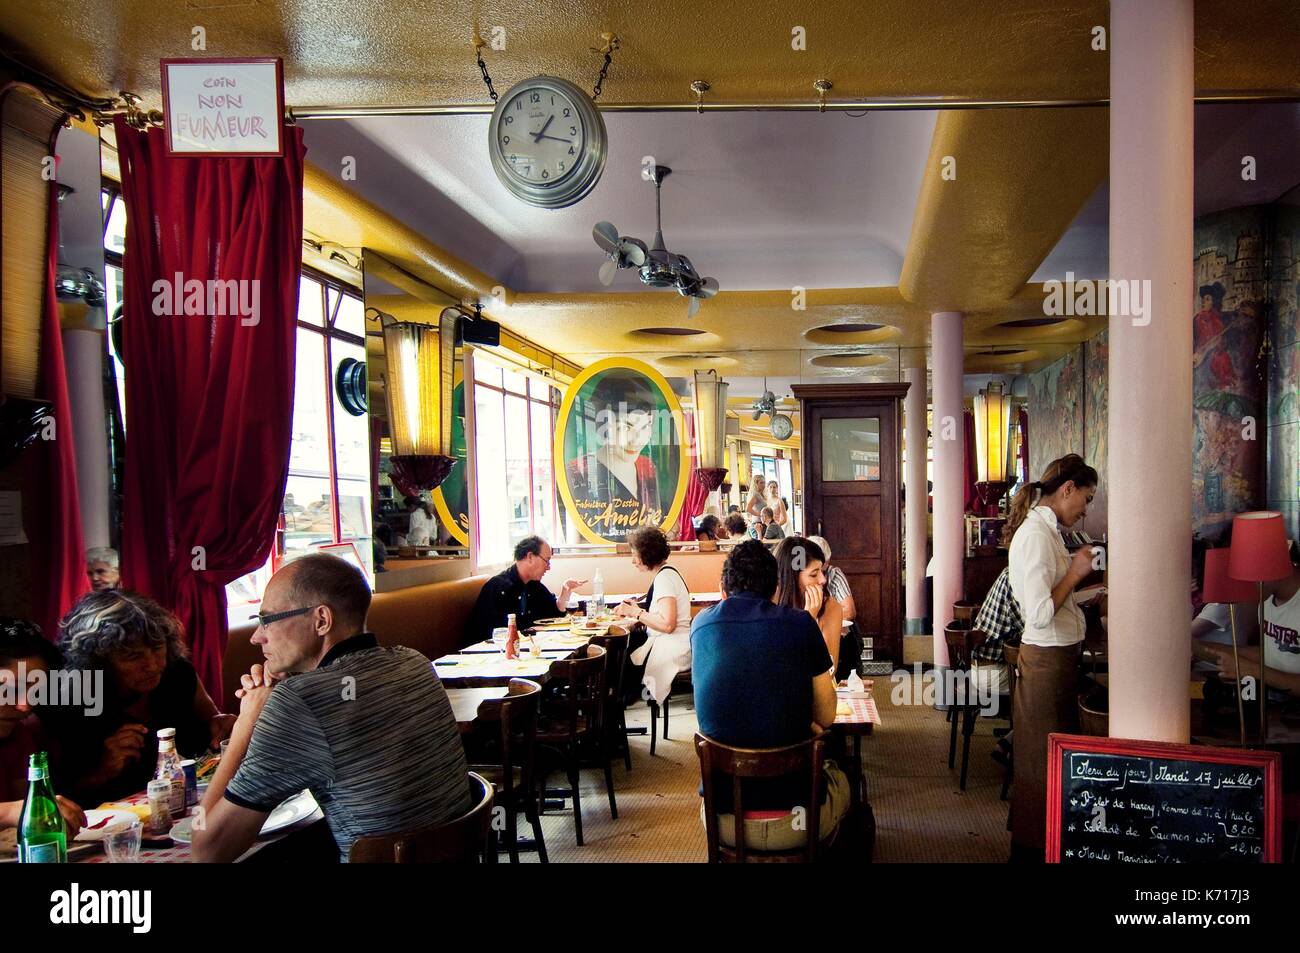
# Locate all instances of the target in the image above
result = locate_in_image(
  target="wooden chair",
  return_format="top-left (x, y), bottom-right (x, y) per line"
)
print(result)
top-left (649, 667), bottom-right (693, 756)
top-left (952, 601), bottom-right (980, 626)
top-left (695, 733), bottom-right (826, 863)
top-left (1000, 643), bottom-right (1019, 806)
top-left (589, 627), bottom-right (635, 771)
top-left (944, 622), bottom-right (989, 792)
top-left (466, 678), bottom-right (546, 863)
top-left (347, 772), bottom-right (494, 863)
top-left (536, 643), bottom-right (612, 846)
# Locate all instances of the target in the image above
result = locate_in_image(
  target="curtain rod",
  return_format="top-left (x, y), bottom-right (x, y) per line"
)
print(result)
top-left (288, 91), bottom-right (1299, 120)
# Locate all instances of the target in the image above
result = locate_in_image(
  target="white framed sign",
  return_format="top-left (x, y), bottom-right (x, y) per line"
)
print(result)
top-left (161, 58), bottom-right (284, 156)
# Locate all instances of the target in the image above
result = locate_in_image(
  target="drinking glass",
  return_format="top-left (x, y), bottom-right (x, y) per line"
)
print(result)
top-left (219, 739), bottom-right (231, 757)
top-left (103, 819), bottom-right (143, 863)
top-left (491, 627), bottom-right (509, 655)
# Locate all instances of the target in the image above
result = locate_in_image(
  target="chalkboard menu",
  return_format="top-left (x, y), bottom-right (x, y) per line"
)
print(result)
top-left (1046, 733), bottom-right (1282, 864)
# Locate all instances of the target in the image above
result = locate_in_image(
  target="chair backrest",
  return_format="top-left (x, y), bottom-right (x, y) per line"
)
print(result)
top-left (944, 622), bottom-right (987, 673)
top-left (547, 643), bottom-right (607, 738)
top-left (474, 678), bottom-right (542, 800)
top-left (694, 732), bottom-right (825, 864)
top-left (347, 772), bottom-right (494, 863)
top-left (953, 601), bottom-right (980, 625)
top-left (589, 626), bottom-right (630, 708)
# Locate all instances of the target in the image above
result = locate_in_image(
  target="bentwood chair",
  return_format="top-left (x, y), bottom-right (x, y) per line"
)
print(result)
top-left (695, 733), bottom-right (826, 863)
top-left (466, 678), bottom-right (547, 863)
top-left (589, 627), bottom-right (633, 771)
top-left (348, 772), bottom-right (494, 863)
top-left (536, 644), bottom-right (612, 847)
top-left (943, 622), bottom-right (989, 792)
top-left (648, 667), bottom-right (693, 756)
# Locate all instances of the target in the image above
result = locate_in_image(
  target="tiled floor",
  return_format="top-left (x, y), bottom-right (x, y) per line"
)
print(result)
top-left (522, 672), bottom-right (1012, 863)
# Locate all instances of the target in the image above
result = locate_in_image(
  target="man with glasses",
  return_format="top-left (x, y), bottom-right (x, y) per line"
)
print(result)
top-left (193, 553), bottom-right (469, 862)
top-left (466, 536), bottom-right (587, 644)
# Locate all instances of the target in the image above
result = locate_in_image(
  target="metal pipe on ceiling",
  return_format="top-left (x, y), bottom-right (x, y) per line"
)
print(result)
top-left (288, 90), bottom-right (1299, 120)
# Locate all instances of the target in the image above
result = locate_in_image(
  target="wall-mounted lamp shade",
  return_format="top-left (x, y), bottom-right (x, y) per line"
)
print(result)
top-left (1201, 547), bottom-right (1257, 603)
top-left (1228, 511), bottom-right (1292, 583)
top-left (693, 370), bottom-right (729, 471)
top-left (736, 439), bottom-right (751, 487)
top-left (383, 320), bottom-right (442, 457)
top-left (973, 380), bottom-right (1014, 484)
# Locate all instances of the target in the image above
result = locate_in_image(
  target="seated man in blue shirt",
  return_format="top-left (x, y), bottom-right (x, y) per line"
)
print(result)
top-left (692, 540), bottom-right (850, 852)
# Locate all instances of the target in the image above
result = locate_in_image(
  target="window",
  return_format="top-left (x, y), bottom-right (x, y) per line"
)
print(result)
top-left (472, 357), bottom-right (562, 565)
top-left (100, 188), bottom-right (370, 624)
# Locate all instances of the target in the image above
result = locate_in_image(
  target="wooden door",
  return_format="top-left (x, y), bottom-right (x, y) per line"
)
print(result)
top-left (792, 383), bottom-right (907, 667)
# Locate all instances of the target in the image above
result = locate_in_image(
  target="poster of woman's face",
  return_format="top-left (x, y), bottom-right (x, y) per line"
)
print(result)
top-left (558, 362), bottom-right (686, 542)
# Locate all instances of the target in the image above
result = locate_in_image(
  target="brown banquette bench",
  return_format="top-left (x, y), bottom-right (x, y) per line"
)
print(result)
top-left (221, 573), bottom-right (491, 705)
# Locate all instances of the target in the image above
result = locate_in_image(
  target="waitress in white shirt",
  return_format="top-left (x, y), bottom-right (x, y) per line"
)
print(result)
top-left (1004, 453), bottom-right (1099, 857)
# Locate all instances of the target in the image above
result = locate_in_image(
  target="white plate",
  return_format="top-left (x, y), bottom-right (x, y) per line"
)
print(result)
top-left (76, 809), bottom-right (138, 842)
top-left (259, 790), bottom-right (319, 837)
top-left (168, 816), bottom-right (193, 844)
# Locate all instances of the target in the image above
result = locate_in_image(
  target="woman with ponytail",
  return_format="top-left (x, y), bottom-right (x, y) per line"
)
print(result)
top-left (1005, 453), bottom-right (1099, 859)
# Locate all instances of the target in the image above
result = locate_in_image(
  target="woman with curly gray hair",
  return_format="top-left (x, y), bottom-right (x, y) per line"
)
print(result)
top-left (57, 590), bottom-right (234, 801)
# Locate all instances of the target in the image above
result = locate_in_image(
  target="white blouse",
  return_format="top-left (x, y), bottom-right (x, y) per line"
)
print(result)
top-left (1008, 505), bottom-right (1085, 647)
top-left (628, 565), bottom-right (693, 705)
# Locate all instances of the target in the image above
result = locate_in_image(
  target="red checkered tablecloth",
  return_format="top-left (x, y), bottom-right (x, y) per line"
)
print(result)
top-left (834, 694), bottom-right (880, 727)
top-left (77, 791), bottom-right (275, 864)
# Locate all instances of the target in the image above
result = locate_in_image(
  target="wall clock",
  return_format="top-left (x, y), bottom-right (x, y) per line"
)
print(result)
top-left (488, 75), bottom-right (607, 209)
top-left (771, 413), bottom-right (794, 441)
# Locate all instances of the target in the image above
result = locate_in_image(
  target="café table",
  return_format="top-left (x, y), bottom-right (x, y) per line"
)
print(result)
top-left (446, 686), bottom-right (509, 733)
top-left (831, 685), bottom-right (880, 813)
top-left (434, 653), bottom-right (564, 688)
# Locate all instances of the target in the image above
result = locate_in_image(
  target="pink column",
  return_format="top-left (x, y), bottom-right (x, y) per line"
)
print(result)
top-left (903, 355), bottom-right (928, 633)
top-left (1108, 0), bottom-right (1193, 742)
top-left (931, 312), bottom-right (964, 670)
top-left (63, 328), bottom-right (111, 550)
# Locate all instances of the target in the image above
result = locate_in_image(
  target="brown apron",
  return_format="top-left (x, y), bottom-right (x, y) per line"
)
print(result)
top-left (1011, 641), bottom-right (1082, 851)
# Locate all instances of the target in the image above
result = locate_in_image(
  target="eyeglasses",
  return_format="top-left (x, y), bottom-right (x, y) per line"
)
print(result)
top-left (250, 606), bottom-right (314, 627)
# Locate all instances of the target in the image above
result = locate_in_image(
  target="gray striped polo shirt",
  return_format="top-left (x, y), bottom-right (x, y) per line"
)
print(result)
top-left (225, 634), bottom-right (470, 861)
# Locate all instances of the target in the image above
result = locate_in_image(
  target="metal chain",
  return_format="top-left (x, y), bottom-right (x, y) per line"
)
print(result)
top-left (592, 36), bottom-right (618, 101)
top-left (475, 43), bottom-right (498, 103)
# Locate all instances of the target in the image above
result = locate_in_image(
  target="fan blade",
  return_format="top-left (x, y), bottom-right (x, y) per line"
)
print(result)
top-left (593, 221), bottom-right (621, 254)
top-left (622, 240), bottom-right (647, 266)
top-left (698, 277), bottom-right (720, 298)
top-left (598, 259), bottom-right (618, 286)
top-left (687, 295), bottom-right (701, 318)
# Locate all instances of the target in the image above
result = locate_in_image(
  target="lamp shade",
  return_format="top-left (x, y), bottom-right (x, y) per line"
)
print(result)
top-left (973, 380), bottom-right (1014, 484)
top-left (382, 319), bottom-right (442, 457)
top-left (1201, 548), bottom-right (1256, 603)
top-left (693, 370), bottom-right (729, 471)
top-left (735, 439), bottom-right (751, 488)
top-left (1227, 511), bottom-right (1292, 583)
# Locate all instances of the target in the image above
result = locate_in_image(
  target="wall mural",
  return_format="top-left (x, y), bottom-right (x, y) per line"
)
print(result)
top-left (555, 357), bottom-right (690, 543)
top-left (1027, 345), bottom-right (1083, 487)
top-left (1082, 329), bottom-right (1109, 534)
top-left (1268, 201), bottom-right (1300, 541)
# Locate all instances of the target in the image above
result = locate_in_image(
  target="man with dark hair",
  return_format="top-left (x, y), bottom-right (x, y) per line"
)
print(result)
top-left (724, 513), bottom-right (748, 538)
top-left (0, 618), bottom-right (85, 836)
top-left (466, 536), bottom-right (586, 643)
top-left (691, 540), bottom-right (849, 851)
top-left (193, 554), bottom-right (470, 862)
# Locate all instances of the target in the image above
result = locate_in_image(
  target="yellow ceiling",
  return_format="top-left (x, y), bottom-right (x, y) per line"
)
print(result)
top-left (4, 0), bottom-right (1298, 109)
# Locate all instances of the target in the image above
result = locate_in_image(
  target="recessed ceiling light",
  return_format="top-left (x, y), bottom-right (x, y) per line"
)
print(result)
top-left (633, 327), bottom-right (706, 336)
top-left (809, 353), bottom-right (891, 368)
top-left (997, 317), bottom-right (1068, 329)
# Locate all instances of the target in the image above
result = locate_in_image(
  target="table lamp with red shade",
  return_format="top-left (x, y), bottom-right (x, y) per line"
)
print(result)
top-left (1227, 511), bottom-right (1293, 742)
top-left (1202, 547), bottom-right (1257, 746)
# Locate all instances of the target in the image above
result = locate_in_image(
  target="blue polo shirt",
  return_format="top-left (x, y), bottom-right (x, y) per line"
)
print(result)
top-left (692, 592), bottom-right (831, 749)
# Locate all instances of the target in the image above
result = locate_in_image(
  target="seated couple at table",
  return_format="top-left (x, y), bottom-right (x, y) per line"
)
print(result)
top-left (193, 553), bottom-right (470, 862)
top-left (1, 586), bottom-right (244, 833)
top-left (692, 539), bottom-right (852, 850)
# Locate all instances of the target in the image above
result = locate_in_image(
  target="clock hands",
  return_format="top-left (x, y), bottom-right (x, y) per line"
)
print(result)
top-left (538, 134), bottom-right (573, 144)
top-left (531, 115), bottom-right (554, 143)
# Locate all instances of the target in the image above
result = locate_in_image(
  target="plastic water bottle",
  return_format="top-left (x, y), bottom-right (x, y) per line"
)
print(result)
top-left (589, 570), bottom-right (604, 621)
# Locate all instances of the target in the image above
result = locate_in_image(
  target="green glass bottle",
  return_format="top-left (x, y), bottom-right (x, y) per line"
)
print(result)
top-left (18, 751), bottom-right (66, 863)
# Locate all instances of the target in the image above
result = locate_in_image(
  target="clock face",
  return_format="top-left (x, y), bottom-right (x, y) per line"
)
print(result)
top-left (497, 86), bottom-right (585, 185)
top-left (771, 414), bottom-right (794, 441)
top-left (488, 76), bottom-right (607, 209)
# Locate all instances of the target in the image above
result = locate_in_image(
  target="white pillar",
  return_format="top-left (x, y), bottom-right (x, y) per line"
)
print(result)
top-left (903, 355), bottom-right (928, 633)
top-left (62, 328), bottom-right (111, 550)
top-left (931, 312), bottom-right (964, 670)
top-left (1107, 0), bottom-right (1194, 743)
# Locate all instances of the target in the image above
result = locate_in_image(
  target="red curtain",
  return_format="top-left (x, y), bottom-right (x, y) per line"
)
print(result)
top-left (114, 119), bottom-right (305, 704)
top-left (1018, 407), bottom-right (1030, 484)
top-left (25, 175), bottom-right (88, 639)
top-left (675, 415), bottom-right (709, 540)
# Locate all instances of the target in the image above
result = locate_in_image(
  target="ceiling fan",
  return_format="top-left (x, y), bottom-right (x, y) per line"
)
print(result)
top-left (592, 164), bottom-right (720, 317)
top-left (750, 383), bottom-right (794, 441)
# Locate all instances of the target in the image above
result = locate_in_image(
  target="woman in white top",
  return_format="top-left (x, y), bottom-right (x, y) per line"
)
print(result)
top-left (402, 495), bottom-right (435, 547)
top-left (614, 526), bottom-right (692, 706)
top-left (766, 480), bottom-right (789, 528)
top-left (1004, 453), bottom-right (1099, 856)
top-left (746, 483), bottom-right (767, 521)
